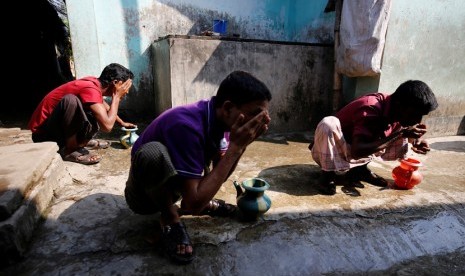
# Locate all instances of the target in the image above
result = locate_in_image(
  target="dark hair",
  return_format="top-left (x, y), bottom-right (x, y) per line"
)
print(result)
top-left (98, 63), bottom-right (134, 87)
top-left (214, 71), bottom-right (272, 107)
top-left (391, 80), bottom-right (438, 114)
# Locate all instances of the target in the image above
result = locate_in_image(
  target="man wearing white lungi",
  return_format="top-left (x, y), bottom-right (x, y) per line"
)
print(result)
top-left (310, 80), bottom-right (438, 195)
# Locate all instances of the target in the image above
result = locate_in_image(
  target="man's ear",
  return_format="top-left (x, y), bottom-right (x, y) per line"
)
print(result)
top-left (222, 100), bottom-right (235, 115)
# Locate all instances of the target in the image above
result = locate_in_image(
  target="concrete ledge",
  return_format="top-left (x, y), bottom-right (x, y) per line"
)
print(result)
top-left (0, 128), bottom-right (33, 147)
top-left (0, 142), bottom-right (59, 220)
top-left (0, 143), bottom-right (72, 266)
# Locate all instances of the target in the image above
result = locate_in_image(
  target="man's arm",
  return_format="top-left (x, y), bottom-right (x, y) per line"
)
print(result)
top-left (102, 100), bottom-right (137, 128)
top-left (351, 124), bottom-right (428, 159)
top-left (351, 131), bottom-right (403, 159)
top-left (90, 79), bottom-right (131, 132)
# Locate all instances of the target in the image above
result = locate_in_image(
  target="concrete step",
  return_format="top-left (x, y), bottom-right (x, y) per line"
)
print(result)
top-left (0, 128), bottom-right (72, 266)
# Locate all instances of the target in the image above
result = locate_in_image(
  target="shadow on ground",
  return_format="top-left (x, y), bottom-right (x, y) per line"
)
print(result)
top-left (430, 140), bottom-right (465, 153)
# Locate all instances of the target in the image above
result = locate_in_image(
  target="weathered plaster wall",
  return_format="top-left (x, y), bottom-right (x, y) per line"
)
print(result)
top-left (152, 36), bottom-right (334, 133)
top-left (65, 0), bottom-right (333, 121)
top-left (379, 0), bottom-right (465, 136)
top-left (345, 0), bottom-right (465, 136)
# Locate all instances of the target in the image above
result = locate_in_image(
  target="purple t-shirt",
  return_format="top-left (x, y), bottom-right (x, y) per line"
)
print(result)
top-left (131, 97), bottom-right (228, 179)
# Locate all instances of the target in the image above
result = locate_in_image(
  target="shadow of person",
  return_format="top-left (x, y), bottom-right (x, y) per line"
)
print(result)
top-left (257, 164), bottom-right (322, 196)
top-left (27, 193), bottom-right (162, 259)
top-left (257, 163), bottom-right (398, 197)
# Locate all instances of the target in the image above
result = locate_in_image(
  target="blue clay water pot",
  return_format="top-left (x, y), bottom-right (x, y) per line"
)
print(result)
top-left (233, 178), bottom-right (272, 221)
top-left (120, 126), bottom-right (139, 148)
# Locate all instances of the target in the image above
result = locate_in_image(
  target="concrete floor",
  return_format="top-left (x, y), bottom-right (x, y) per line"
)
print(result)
top-left (1, 126), bottom-right (465, 275)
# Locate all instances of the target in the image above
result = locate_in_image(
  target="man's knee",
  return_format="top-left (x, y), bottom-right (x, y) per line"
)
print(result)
top-left (316, 116), bottom-right (341, 135)
top-left (60, 94), bottom-right (80, 106)
top-left (132, 141), bottom-right (177, 187)
top-left (319, 116), bottom-right (339, 128)
top-left (134, 142), bottom-right (169, 163)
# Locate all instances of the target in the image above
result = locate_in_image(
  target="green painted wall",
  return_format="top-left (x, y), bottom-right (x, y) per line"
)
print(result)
top-left (345, 0), bottom-right (465, 136)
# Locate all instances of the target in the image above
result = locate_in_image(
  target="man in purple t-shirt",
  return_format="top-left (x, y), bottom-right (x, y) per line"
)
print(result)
top-left (125, 71), bottom-right (272, 264)
top-left (310, 80), bottom-right (438, 195)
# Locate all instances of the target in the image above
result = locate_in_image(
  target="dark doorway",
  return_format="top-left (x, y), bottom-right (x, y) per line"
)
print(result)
top-left (3, 0), bottom-right (74, 127)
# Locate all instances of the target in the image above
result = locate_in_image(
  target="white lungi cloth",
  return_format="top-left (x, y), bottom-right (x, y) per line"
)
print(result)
top-left (311, 116), bottom-right (408, 172)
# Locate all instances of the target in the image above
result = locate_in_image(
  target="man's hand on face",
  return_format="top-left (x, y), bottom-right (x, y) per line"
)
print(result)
top-left (254, 110), bottom-right (271, 138)
top-left (229, 110), bottom-right (271, 151)
top-left (113, 79), bottom-right (133, 99)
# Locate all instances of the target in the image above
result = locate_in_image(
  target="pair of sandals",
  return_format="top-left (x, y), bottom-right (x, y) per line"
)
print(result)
top-left (60, 139), bottom-right (110, 165)
top-left (61, 148), bottom-right (101, 165)
top-left (161, 199), bottom-right (237, 264)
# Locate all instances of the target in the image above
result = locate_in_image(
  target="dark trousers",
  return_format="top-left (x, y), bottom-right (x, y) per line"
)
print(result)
top-left (32, 94), bottom-right (99, 149)
top-left (125, 142), bottom-right (179, 215)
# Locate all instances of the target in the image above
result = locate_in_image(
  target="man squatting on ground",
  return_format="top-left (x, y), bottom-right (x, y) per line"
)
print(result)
top-left (124, 71), bottom-right (272, 264)
top-left (28, 63), bottom-right (136, 165)
top-left (310, 80), bottom-right (438, 195)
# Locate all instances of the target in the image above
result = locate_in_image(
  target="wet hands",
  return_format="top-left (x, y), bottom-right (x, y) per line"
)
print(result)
top-left (113, 79), bottom-right (133, 99)
top-left (254, 110), bottom-right (271, 138)
top-left (411, 138), bottom-right (431, 154)
top-left (229, 110), bottom-right (271, 151)
top-left (401, 123), bottom-right (427, 139)
top-left (120, 121), bottom-right (137, 129)
top-left (402, 124), bottom-right (430, 154)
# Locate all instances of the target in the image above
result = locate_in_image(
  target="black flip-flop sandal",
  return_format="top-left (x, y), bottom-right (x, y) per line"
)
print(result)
top-left (350, 165), bottom-right (388, 187)
top-left (161, 222), bottom-right (194, 264)
top-left (315, 171), bottom-right (337, 195)
top-left (85, 139), bottom-right (110, 150)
